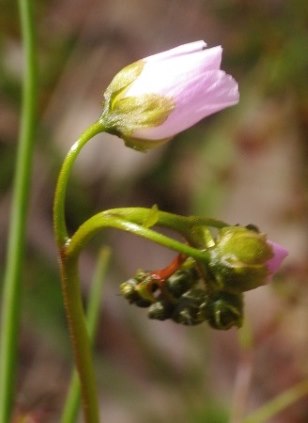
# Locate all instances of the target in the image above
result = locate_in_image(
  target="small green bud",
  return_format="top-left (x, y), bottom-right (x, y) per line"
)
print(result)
top-left (166, 268), bottom-right (199, 298)
top-left (209, 226), bottom-right (273, 293)
top-left (172, 289), bottom-right (207, 326)
top-left (148, 301), bottom-right (173, 321)
top-left (119, 278), bottom-right (139, 302)
top-left (120, 272), bottom-right (155, 307)
top-left (205, 292), bottom-right (243, 330)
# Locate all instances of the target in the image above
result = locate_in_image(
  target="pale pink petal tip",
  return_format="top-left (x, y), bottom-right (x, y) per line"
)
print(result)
top-left (266, 241), bottom-right (288, 275)
top-left (144, 40), bottom-right (207, 63)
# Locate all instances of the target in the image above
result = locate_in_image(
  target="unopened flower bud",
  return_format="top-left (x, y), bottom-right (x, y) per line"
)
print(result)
top-left (120, 278), bottom-right (139, 302)
top-left (166, 268), bottom-right (199, 298)
top-left (148, 301), bottom-right (173, 321)
top-left (208, 226), bottom-right (288, 293)
top-left (120, 271), bottom-right (157, 307)
top-left (172, 289), bottom-right (207, 326)
top-left (120, 279), bottom-right (153, 307)
top-left (205, 292), bottom-right (243, 330)
top-left (100, 41), bottom-right (239, 151)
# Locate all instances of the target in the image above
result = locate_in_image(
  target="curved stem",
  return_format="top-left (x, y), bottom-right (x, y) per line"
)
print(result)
top-left (0, 0), bottom-right (37, 421)
top-left (68, 213), bottom-right (211, 264)
top-left (53, 121), bottom-right (105, 423)
top-left (105, 207), bottom-right (228, 233)
top-left (53, 121), bottom-right (106, 423)
top-left (53, 120), bottom-right (104, 247)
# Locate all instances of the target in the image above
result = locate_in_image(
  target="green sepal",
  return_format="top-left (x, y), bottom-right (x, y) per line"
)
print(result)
top-left (208, 226), bottom-right (273, 293)
top-left (122, 135), bottom-right (171, 152)
top-left (103, 60), bottom-right (145, 108)
top-left (101, 93), bottom-right (174, 151)
top-left (217, 226), bottom-right (272, 265)
top-left (100, 59), bottom-right (175, 151)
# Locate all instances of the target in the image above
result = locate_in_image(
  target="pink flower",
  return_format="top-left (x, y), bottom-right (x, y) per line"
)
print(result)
top-left (266, 240), bottom-right (288, 275)
top-left (101, 41), bottom-right (239, 150)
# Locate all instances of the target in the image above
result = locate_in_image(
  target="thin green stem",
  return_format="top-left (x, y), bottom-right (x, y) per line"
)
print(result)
top-left (53, 120), bottom-right (104, 247)
top-left (0, 1), bottom-right (37, 421)
top-left (105, 207), bottom-right (228, 236)
top-left (243, 380), bottom-right (308, 423)
top-left (61, 247), bottom-right (111, 423)
top-left (68, 212), bottom-right (211, 264)
top-left (86, 247), bottom-right (112, 347)
top-left (60, 253), bottom-right (100, 423)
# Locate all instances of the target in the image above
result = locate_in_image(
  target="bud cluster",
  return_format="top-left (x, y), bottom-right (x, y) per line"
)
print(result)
top-left (120, 257), bottom-right (243, 329)
top-left (119, 224), bottom-right (287, 330)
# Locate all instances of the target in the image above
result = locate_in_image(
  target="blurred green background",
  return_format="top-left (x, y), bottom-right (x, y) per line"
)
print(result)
top-left (1, 0), bottom-right (308, 421)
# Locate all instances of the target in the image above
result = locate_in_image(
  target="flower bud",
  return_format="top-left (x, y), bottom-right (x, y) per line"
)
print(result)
top-left (120, 278), bottom-right (139, 302)
top-left (172, 289), bottom-right (207, 326)
top-left (208, 226), bottom-right (288, 293)
top-left (148, 301), bottom-right (173, 321)
top-left (205, 292), bottom-right (243, 330)
top-left (120, 279), bottom-right (153, 307)
top-left (166, 268), bottom-right (199, 298)
top-left (100, 41), bottom-right (239, 151)
top-left (120, 270), bottom-right (157, 307)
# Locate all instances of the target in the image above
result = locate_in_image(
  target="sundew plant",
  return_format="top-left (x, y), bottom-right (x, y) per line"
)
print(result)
top-left (4, 1), bottom-right (308, 423)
